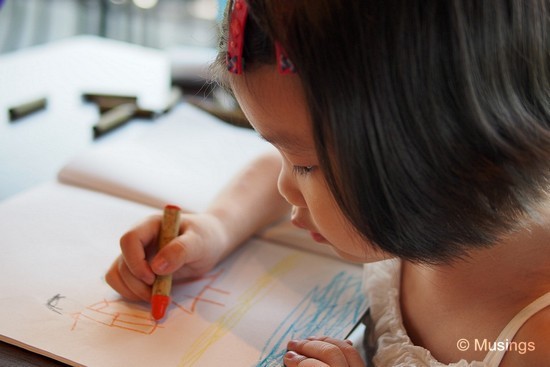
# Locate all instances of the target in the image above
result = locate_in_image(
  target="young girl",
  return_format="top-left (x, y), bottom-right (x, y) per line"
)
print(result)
top-left (106, 0), bottom-right (550, 366)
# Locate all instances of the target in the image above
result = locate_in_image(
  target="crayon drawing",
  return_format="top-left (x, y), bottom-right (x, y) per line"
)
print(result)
top-left (172, 269), bottom-right (229, 315)
top-left (68, 250), bottom-right (365, 367)
top-left (71, 269), bottom-right (231, 335)
top-left (27, 240), bottom-right (366, 367)
top-left (257, 271), bottom-right (366, 367)
top-left (46, 294), bottom-right (65, 315)
top-left (71, 299), bottom-right (161, 335)
top-left (178, 253), bottom-right (301, 367)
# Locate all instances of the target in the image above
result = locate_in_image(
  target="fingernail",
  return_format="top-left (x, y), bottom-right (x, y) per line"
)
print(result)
top-left (284, 351), bottom-right (299, 359)
top-left (287, 339), bottom-right (299, 349)
top-left (152, 256), bottom-right (168, 273)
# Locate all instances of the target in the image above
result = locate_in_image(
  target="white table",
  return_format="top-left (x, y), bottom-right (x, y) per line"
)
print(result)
top-left (0, 36), bottom-right (171, 200)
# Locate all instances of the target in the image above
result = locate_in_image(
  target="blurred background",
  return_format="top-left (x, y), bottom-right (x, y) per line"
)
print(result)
top-left (0, 0), bottom-right (251, 202)
top-left (0, 0), bottom-right (224, 53)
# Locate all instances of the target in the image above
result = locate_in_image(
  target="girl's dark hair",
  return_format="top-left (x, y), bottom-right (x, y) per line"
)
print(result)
top-left (214, 0), bottom-right (550, 264)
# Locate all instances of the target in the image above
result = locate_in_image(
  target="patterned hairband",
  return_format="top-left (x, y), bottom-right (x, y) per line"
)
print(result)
top-left (226, 0), bottom-right (296, 75)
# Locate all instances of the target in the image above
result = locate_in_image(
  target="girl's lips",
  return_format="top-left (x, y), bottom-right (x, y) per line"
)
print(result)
top-left (310, 231), bottom-right (327, 243)
top-left (292, 219), bottom-right (329, 244)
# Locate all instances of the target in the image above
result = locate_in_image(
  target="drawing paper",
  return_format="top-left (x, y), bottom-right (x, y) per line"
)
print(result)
top-left (0, 182), bottom-right (367, 367)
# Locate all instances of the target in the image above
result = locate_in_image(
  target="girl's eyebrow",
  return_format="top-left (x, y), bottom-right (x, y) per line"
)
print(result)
top-left (258, 131), bottom-right (312, 154)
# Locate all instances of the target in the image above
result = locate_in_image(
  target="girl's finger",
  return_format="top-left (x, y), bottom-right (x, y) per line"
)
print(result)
top-left (305, 337), bottom-right (364, 367)
top-left (119, 216), bottom-right (161, 284)
top-left (283, 351), bottom-right (330, 367)
top-left (105, 257), bottom-right (143, 301)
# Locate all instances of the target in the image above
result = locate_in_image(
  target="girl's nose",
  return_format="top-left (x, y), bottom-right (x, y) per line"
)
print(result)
top-left (277, 161), bottom-right (306, 208)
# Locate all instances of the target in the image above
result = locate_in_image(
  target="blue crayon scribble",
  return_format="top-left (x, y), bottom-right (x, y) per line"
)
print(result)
top-left (256, 271), bottom-right (367, 367)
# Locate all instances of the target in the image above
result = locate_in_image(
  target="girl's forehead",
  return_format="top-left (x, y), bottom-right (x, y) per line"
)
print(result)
top-left (230, 66), bottom-right (302, 111)
top-left (230, 65), bottom-right (297, 92)
top-left (229, 68), bottom-right (315, 154)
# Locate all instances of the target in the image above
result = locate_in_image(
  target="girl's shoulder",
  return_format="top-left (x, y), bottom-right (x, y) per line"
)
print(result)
top-left (500, 305), bottom-right (550, 367)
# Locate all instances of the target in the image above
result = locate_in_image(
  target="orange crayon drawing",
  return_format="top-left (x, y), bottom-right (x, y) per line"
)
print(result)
top-left (71, 269), bottom-right (229, 335)
top-left (71, 299), bottom-right (161, 334)
top-left (172, 269), bottom-right (229, 314)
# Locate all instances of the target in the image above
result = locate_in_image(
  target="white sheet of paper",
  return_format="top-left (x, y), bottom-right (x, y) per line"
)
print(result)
top-left (0, 183), bottom-right (366, 367)
top-left (58, 103), bottom-right (275, 213)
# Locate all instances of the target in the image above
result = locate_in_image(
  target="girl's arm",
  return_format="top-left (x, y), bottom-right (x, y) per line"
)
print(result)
top-left (106, 151), bottom-right (290, 301)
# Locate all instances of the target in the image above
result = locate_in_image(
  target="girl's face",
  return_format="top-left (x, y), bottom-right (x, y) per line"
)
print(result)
top-left (230, 67), bottom-right (387, 263)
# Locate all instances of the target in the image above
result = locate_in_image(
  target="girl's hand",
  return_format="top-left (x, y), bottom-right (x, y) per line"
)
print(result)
top-left (105, 212), bottom-right (229, 301)
top-left (284, 337), bottom-right (365, 367)
top-left (106, 153), bottom-right (290, 302)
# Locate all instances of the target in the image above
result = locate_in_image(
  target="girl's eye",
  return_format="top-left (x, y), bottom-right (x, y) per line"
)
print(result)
top-left (292, 165), bottom-right (315, 176)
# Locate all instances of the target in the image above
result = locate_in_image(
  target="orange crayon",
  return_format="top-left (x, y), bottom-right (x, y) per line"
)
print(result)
top-left (151, 205), bottom-right (181, 320)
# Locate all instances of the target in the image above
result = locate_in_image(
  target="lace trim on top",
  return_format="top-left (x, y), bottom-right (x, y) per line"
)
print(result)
top-left (362, 260), bottom-right (487, 367)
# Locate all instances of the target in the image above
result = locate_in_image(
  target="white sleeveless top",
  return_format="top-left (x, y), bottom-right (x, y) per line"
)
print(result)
top-left (362, 259), bottom-right (550, 367)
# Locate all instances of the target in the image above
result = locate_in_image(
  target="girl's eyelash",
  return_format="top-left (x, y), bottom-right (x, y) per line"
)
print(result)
top-left (293, 166), bottom-right (314, 176)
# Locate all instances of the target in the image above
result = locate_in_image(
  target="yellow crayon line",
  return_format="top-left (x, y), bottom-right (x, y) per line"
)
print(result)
top-left (179, 253), bottom-right (300, 367)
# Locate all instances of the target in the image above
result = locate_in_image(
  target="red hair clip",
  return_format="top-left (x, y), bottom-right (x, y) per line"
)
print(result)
top-left (226, 0), bottom-right (248, 74)
top-left (226, 0), bottom-right (296, 75)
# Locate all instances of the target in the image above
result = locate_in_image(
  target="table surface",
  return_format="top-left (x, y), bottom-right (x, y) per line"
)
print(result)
top-left (0, 342), bottom-right (69, 367)
top-left (0, 35), bottom-right (171, 202)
